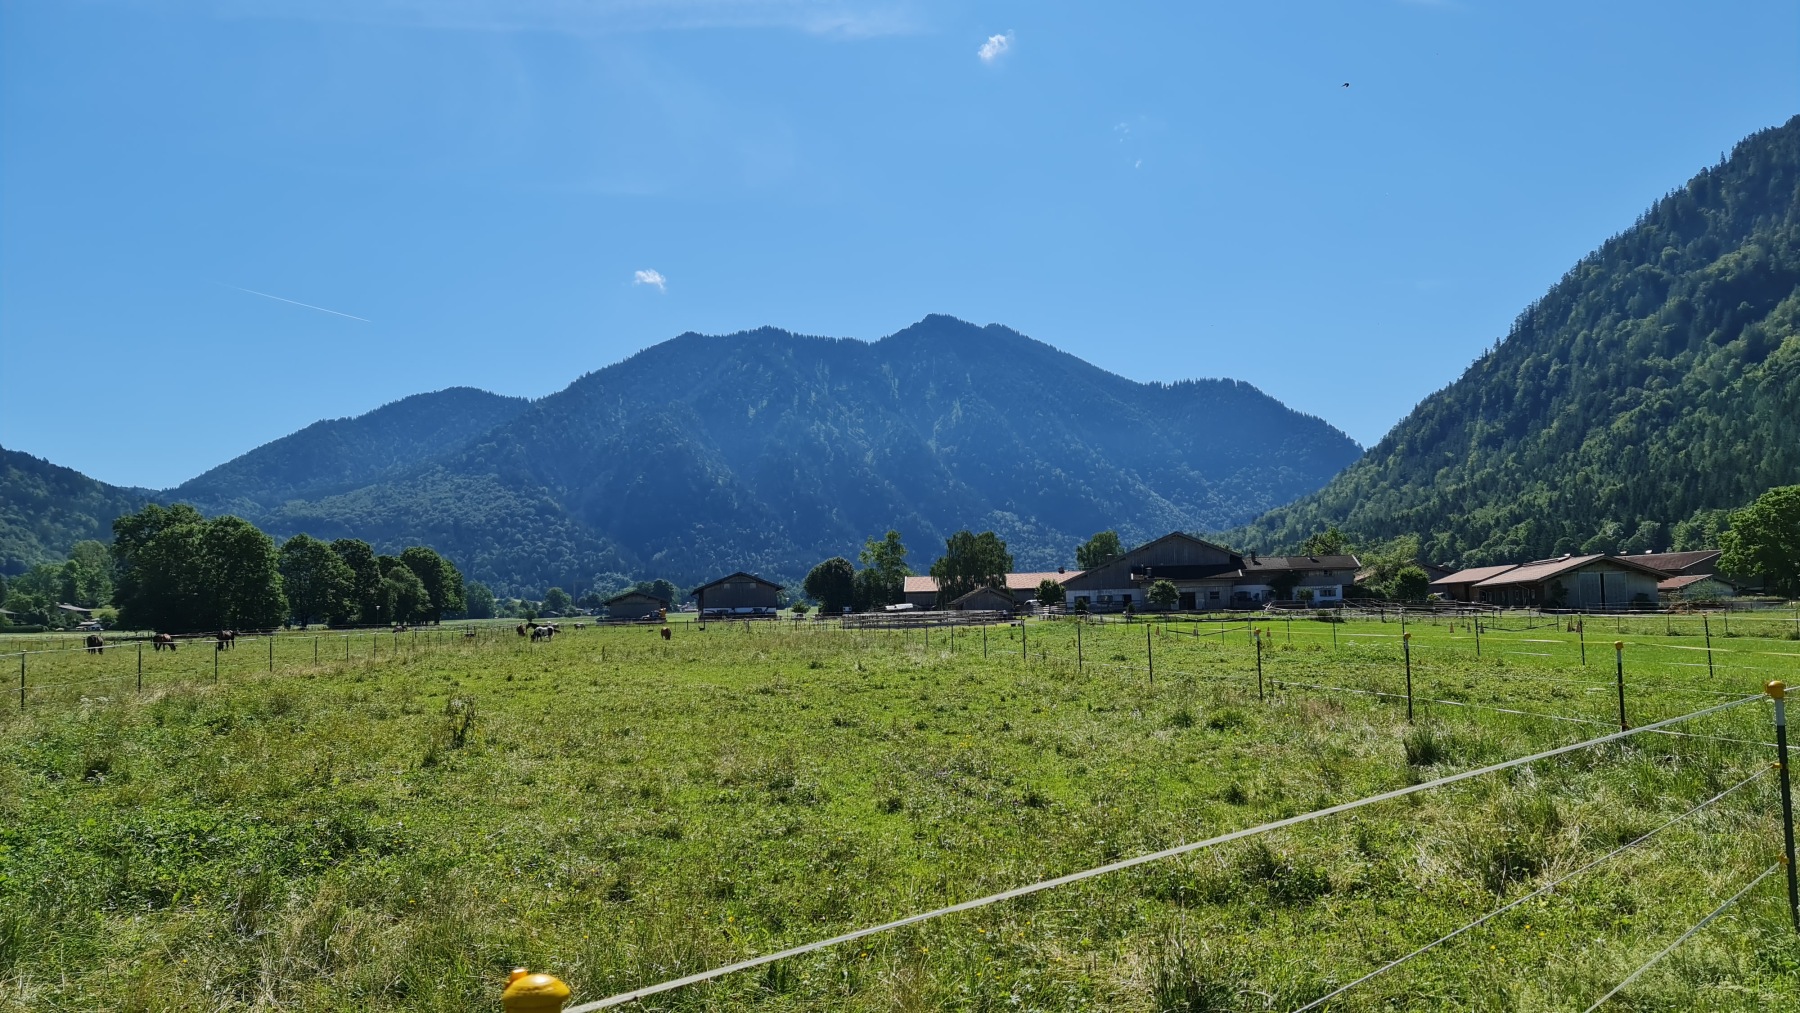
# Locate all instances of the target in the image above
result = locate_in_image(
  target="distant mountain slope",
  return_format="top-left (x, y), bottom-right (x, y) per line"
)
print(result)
top-left (2, 323), bottom-right (1360, 595)
top-left (0, 447), bottom-right (154, 574)
top-left (1233, 116), bottom-right (1800, 564)
top-left (168, 387), bottom-right (531, 514)
top-left (257, 316), bottom-right (1361, 593)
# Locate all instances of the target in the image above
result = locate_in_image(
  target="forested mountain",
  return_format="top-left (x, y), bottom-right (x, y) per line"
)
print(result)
top-left (252, 316), bottom-right (1360, 594)
top-left (169, 387), bottom-right (530, 514)
top-left (1234, 116), bottom-right (1800, 565)
top-left (0, 448), bottom-right (154, 574)
top-left (0, 319), bottom-right (1361, 594)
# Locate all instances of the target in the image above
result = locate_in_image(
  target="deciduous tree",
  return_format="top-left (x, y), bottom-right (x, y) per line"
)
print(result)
top-left (1076, 531), bottom-right (1123, 571)
top-left (330, 539), bottom-right (382, 624)
top-left (1720, 484), bottom-right (1800, 597)
top-left (930, 530), bottom-right (1012, 607)
top-left (279, 533), bottom-right (354, 628)
top-left (542, 587), bottom-right (573, 615)
top-left (1036, 578), bottom-right (1066, 607)
top-left (1147, 579), bottom-right (1179, 610)
top-left (857, 531), bottom-right (910, 608)
top-left (804, 556), bottom-right (857, 614)
top-left (400, 545), bottom-right (465, 621)
top-left (465, 581), bottom-right (497, 619)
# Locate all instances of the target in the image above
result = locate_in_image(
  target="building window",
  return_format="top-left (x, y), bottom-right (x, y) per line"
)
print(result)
top-left (1208, 590), bottom-right (1220, 600)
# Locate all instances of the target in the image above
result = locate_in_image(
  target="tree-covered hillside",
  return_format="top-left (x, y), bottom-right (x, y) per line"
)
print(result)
top-left (1233, 116), bottom-right (1800, 564)
top-left (295, 315), bottom-right (1358, 592)
top-left (168, 387), bottom-right (530, 515)
top-left (0, 321), bottom-right (1359, 597)
top-left (0, 448), bottom-right (155, 575)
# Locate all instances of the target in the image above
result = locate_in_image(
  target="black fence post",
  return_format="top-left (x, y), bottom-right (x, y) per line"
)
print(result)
top-left (18, 653), bottom-right (25, 710)
top-left (1769, 681), bottom-right (1799, 933)
top-left (268, 635), bottom-right (274, 673)
top-left (1403, 632), bottom-right (1414, 723)
top-left (1578, 619), bottom-right (1586, 667)
top-left (1704, 616), bottom-right (1715, 679)
top-left (1076, 620), bottom-right (1083, 673)
top-left (137, 642), bottom-right (143, 693)
top-left (1254, 630), bottom-right (1264, 701)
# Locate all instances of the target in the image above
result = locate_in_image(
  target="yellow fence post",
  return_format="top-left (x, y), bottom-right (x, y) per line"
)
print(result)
top-left (502, 968), bottom-right (571, 1012)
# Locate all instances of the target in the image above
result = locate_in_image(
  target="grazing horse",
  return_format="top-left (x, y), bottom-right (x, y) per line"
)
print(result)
top-left (530, 624), bottom-right (555, 642)
top-left (153, 633), bottom-right (177, 652)
top-left (214, 630), bottom-right (236, 651)
top-left (659, 626), bottom-right (672, 641)
top-left (85, 634), bottom-right (105, 654)
top-left (516, 623), bottom-right (530, 637)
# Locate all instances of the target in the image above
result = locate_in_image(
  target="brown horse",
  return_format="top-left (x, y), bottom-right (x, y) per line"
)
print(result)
top-left (153, 633), bottom-right (177, 652)
top-left (214, 630), bottom-right (236, 651)
top-left (516, 623), bottom-right (530, 637)
top-left (85, 634), bottom-right (105, 654)
top-left (659, 626), bottom-right (672, 641)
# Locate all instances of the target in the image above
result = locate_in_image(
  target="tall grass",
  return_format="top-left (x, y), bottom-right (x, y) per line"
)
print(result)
top-left (0, 617), bottom-right (1793, 1010)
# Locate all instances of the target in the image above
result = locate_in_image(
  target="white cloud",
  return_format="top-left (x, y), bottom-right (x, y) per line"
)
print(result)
top-left (633, 269), bottom-right (668, 292)
top-left (977, 31), bottom-right (1013, 63)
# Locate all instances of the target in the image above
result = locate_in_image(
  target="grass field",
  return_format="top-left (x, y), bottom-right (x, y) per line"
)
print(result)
top-left (3, 613), bottom-right (1799, 1011)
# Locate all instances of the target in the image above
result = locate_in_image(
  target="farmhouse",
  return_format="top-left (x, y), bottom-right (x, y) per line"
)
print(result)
top-left (1466, 554), bottom-right (1668, 609)
top-left (901, 570), bottom-right (1081, 610)
top-left (1061, 532), bottom-right (1359, 612)
top-left (692, 571), bottom-right (783, 616)
top-left (604, 590), bottom-right (668, 620)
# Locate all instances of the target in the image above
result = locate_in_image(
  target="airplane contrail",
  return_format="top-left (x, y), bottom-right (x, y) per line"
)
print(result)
top-left (230, 285), bottom-right (370, 322)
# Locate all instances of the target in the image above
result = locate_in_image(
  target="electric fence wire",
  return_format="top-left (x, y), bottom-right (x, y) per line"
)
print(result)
top-left (1580, 863), bottom-right (1782, 1013)
top-left (1286, 766), bottom-right (1773, 1013)
top-left (564, 694), bottom-right (1763, 1012)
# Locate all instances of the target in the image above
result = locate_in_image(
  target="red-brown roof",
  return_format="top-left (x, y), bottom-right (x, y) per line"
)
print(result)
top-left (1633, 550), bottom-right (1721, 576)
top-left (904, 570), bottom-right (1081, 594)
top-left (1471, 554), bottom-right (1670, 588)
top-left (1657, 572), bottom-right (1736, 592)
top-left (1428, 564), bottom-right (1519, 588)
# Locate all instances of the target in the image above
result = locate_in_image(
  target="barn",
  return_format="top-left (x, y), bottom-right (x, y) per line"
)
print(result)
top-left (952, 585), bottom-right (1017, 612)
top-left (693, 572), bottom-right (783, 616)
top-left (605, 590), bottom-right (668, 621)
top-left (1469, 554), bottom-right (1668, 609)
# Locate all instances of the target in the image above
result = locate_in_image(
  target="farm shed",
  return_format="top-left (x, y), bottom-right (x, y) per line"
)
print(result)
top-left (604, 590), bottom-right (668, 620)
top-left (693, 572), bottom-right (783, 616)
top-left (951, 585), bottom-right (1017, 612)
top-left (1657, 573), bottom-right (1739, 601)
top-left (1470, 554), bottom-right (1667, 609)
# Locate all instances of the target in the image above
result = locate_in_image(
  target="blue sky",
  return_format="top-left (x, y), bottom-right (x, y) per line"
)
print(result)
top-left (2, 0), bottom-right (1795, 490)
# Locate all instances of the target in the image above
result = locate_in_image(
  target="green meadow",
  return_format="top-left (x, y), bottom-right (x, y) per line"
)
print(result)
top-left (2, 613), bottom-right (1798, 1011)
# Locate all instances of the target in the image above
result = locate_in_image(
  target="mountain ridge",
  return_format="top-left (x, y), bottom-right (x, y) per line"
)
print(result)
top-left (1, 317), bottom-right (1363, 594)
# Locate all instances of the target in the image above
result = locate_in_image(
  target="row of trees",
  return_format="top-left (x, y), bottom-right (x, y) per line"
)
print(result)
top-left (803, 531), bottom-right (912, 614)
top-left (1, 503), bottom-right (486, 633)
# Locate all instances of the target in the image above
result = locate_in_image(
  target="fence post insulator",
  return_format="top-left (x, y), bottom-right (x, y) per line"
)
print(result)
top-left (502, 968), bottom-right (571, 1011)
top-left (1770, 681), bottom-right (1787, 702)
top-left (1614, 641), bottom-right (1623, 651)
